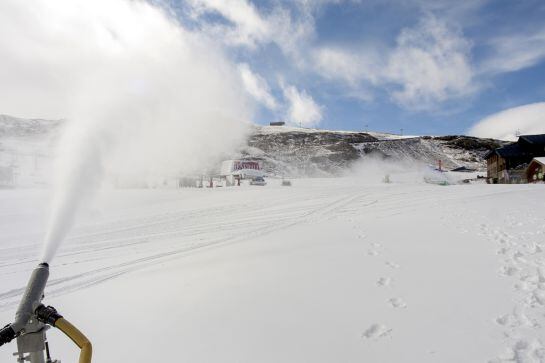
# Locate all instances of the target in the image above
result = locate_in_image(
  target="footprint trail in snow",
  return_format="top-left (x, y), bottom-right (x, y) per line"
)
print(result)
top-left (476, 211), bottom-right (545, 363)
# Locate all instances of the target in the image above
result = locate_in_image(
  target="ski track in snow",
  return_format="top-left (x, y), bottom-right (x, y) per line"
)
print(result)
top-left (0, 188), bottom-right (373, 311)
top-left (2, 181), bottom-right (545, 363)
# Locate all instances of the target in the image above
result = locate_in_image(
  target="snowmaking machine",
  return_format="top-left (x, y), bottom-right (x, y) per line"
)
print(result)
top-left (0, 263), bottom-right (92, 363)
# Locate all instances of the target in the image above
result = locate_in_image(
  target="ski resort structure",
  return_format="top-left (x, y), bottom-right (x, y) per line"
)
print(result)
top-left (485, 134), bottom-right (545, 184)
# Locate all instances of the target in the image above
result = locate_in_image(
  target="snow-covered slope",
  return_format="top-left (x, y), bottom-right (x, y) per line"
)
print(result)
top-left (0, 179), bottom-right (544, 362)
top-left (0, 116), bottom-right (504, 185)
top-left (243, 125), bottom-right (504, 176)
top-left (245, 126), bottom-right (377, 176)
top-left (0, 115), bottom-right (62, 187)
top-left (0, 114), bottom-right (62, 136)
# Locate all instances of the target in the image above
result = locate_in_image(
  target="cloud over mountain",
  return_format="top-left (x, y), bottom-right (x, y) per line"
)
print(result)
top-left (468, 102), bottom-right (545, 141)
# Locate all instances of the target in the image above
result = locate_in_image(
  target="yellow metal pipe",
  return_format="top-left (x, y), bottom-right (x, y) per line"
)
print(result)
top-left (55, 318), bottom-right (92, 363)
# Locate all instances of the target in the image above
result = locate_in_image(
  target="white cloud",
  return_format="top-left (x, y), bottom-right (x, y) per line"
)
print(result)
top-left (186, 1), bottom-right (478, 111)
top-left (238, 63), bottom-right (278, 110)
top-left (312, 15), bottom-right (475, 110)
top-left (175, 1), bottom-right (544, 116)
top-left (479, 27), bottom-right (545, 74)
top-left (293, 0), bottom-right (359, 15)
top-left (384, 15), bottom-right (474, 109)
top-left (468, 102), bottom-right (545, 141)
top-left (186, 0), bottom-right (315, 66)
top-left (313, 46), bottom-right (380, 87)
top-left (281, 84), bottom-right (323, 127)
top-left (187, 0), bottom-right (271, 48)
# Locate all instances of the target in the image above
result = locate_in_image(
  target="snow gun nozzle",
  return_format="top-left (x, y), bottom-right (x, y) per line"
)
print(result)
top-left (0, 263), bottom-right (50, 348)
top-left (10, 263), bottom-right (50, 334)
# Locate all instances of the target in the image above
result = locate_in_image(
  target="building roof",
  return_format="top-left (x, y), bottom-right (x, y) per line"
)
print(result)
top-left (496, 143), bottom-right (525, 157)
top-left (485, 143), bottom-right (533, 159)
top-left (485, 134), bottom-right (545, 160)
top-left (483, 149), bottom-right (495, 159)
top-left (519, 134), bottom-right (545, 145)
top-left (531, 157), bottom-right (545, 165)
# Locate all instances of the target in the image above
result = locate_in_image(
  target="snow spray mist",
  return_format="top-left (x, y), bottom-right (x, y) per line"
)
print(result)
top-left (41, 121), bottom-right (106, 262)
top-left (32, 1), bottom-right (251, 263)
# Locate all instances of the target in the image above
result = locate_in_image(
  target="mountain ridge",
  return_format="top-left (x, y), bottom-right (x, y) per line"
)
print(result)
top-left (0, 115), bottom-right (506, 185)
top-left (239, 125), bottom-right (505, 176)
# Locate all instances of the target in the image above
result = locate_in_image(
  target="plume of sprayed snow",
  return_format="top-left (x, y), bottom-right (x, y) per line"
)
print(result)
top-left (346, 155), bottom-right (454, 185)
top-left (41, 120), bottom-right (108, 262)
top-left (0, 0), bottom-right (254, 262)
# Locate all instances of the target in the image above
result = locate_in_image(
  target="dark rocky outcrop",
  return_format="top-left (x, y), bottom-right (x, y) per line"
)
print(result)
top-left (242, 127), bottom-right (503, 177)
top-left (433, 135), bottom-right (506, 151)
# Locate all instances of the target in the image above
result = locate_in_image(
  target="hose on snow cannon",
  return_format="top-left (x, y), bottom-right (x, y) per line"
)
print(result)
top-left (0, 324), bottom-right (17, 347)
top-left (35, 305), bottom-right (93, 363)
top-left (0, 262), bottom-right (92, 363)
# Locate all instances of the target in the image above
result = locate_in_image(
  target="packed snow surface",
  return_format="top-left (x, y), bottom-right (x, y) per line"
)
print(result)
top-left (0, 178), bottom-right (544, 362)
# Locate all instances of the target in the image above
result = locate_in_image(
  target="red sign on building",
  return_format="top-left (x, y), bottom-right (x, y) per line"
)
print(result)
top-left (233, 161), bottom-right (260, 171)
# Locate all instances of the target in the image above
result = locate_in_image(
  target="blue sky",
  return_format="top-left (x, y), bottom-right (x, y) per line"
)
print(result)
top-left (164, 0), bottom-right (545, 136)
top-left (1, 0), bottom-right (544, 139)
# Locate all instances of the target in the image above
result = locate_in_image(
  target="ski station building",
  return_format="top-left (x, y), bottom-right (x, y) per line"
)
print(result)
top-left (220, 159), bottom-right (263, 186)
top-left (485, 134), bottom-right (545, 184)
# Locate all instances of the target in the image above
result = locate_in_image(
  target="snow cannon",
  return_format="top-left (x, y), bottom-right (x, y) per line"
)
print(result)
top-left (0, 263), bottom-right (92, 363)
top-left (0, 263), bottom-right (49, 349)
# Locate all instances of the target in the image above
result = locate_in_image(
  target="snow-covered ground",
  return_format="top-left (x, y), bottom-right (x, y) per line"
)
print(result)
top-left (256, 125), bottom-right (416, 140)
top-left (0, 178), bottom-right (544, 362)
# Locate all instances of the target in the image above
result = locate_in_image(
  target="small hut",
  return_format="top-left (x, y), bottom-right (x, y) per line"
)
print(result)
top-left (526, 157), bottom-right (545, 183)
